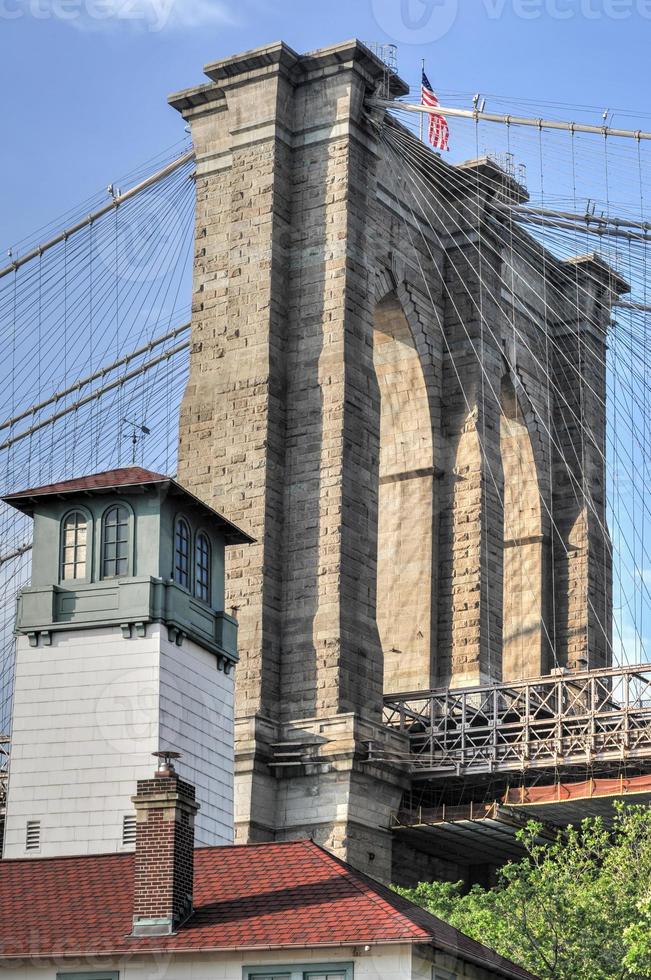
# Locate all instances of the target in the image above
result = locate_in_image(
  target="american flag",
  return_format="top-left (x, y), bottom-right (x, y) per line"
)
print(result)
top-left (421, 70), bottom-right (450, 152)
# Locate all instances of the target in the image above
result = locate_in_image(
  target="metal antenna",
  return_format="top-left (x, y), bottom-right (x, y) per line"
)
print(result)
top-left (123, 418), bottom-right (151, 463)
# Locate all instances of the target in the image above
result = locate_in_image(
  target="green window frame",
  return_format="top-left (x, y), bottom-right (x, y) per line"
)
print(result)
top-left (245, 975), bottom-right (291, 980)
top-left (304, 973), bottom-right (351, 980)
top-left (101, 504), bottom-right (130, 579)
top-left (245, 964), bottom-right (353, 980)
top-left (195, 530), bottom-right (211, 603)
top-left (60, 509), bottom-right (90, 582)
top-left (57, 972), bottom-right (119, 980)
top-left (174, 515), bottom-right (191, 589)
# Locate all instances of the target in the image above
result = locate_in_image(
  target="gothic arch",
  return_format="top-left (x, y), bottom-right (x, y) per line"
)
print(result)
top-left (500, 372), bottom-right (547, 679)
top-left (373, 287), bottom-right (437, 693)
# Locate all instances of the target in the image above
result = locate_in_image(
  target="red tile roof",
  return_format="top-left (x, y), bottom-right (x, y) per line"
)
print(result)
top-left (1, 467), bottom-right (254, 545)
top-left (2, 466), bottom-right (168, 499)
top-left (0, 840), bottom-right (535, 978)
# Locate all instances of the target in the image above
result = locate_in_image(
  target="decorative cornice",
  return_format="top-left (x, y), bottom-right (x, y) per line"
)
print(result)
top-left (15, 577), bottom-right (239, 665)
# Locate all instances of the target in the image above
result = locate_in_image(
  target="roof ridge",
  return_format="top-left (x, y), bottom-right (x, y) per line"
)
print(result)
top-left (2, 467), bottom-right (254, 544)
top-left (303, 840), bottom-right (431, 940)
top-left (2, 466), bottom-right (170, 500)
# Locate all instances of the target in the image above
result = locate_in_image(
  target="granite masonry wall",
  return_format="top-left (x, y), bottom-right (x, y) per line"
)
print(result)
top-left (170, 40), bottom-right (622, 883)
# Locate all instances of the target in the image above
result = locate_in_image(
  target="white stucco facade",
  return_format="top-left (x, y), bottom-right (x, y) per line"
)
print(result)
top-left (3, 622), bottom-right (234, 858)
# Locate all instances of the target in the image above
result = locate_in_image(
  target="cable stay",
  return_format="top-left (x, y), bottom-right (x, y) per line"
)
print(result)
top-left (0, 339), bottom-right (190, 451)
top-left (505, 210), bottom-right (651, 247)
top-left (501, 203), bottom-right (651, 236)
top-left (0, 322), bottom-right (190, 433)
top-left (617, 299), bottom-right (651, 313)
top-left (494, 202), bottom-right (651, 247)
top-left (0, 149), bottom-right (195, 281)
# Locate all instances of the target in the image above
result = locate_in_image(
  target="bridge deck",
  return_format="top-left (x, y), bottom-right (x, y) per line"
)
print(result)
top-left (374, 664), bottom-right (651, 778)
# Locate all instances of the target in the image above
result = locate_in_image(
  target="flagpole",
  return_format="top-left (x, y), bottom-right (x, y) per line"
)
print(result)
top-left (419, 58), bottom-right (424, 143)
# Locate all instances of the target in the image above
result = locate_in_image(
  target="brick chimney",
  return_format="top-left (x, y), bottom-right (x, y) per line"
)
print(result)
top-left (131, 751), bottom-right (199, 936)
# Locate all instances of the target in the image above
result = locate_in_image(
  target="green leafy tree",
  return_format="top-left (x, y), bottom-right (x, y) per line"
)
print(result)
top-left (623, 894), bottom-right (651, 977)
top-left (394, 803), bottom-right (651, 979)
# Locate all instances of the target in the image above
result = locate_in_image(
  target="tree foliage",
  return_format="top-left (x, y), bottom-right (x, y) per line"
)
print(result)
top-left (394, 803), bottom-right (651, 979)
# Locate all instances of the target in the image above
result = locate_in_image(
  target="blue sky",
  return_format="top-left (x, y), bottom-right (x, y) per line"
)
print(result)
top-left (1, 0), bottom-right (650, 250)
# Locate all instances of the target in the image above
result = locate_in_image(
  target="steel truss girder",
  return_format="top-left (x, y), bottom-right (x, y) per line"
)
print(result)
top-left (380, 664), bottom-right (651, 777)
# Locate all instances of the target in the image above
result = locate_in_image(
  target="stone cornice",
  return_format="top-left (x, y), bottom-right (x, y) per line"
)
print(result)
top-left (203, 40), bottom-right (300, 83)
top-left (169, 38), bottom-right (409, 119)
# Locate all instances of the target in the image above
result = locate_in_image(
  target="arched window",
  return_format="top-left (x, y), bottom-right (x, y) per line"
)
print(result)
top-left (60, 511), bottom-right (88, 581)
top-left (195, 532), bottom-right (211, 603)
top-left (174, 518), bottom-right (191, 589)
top-left (102, 505), bottom-right (130, 579)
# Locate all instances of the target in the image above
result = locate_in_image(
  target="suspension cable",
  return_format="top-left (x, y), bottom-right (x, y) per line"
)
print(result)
top-left (0, 150), bottom-right (195, 281)
top-left (373, 98), bottom-right (651, 141)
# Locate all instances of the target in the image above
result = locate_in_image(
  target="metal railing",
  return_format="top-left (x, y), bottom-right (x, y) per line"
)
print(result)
top-left (378, 664), bottom-right (651, 776)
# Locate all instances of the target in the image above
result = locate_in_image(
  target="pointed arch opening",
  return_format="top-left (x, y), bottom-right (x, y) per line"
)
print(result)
top-left (373, 291), bottom-right (436, 693)
top-left (500, 373), bottom-right (547, 679)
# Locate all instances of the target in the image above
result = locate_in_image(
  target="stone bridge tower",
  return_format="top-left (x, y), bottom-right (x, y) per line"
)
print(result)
top-left (170, 40), bottom-right (626, 883)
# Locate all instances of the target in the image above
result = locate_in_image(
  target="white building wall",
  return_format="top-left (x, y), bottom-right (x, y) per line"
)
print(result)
top-left (4, 623), bottom-right (234, 858)
top-left (5, 944), bottom-right (416, 980)
top-left (159, 631), bottom-right (234, 846)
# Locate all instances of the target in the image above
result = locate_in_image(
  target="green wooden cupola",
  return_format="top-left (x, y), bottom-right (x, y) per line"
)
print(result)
top-left (2, 467), bottom-right (253, 669)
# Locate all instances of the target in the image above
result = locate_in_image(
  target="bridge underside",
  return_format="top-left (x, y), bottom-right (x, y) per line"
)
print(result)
top-left (376, 663), bottom-right (651, 883)
top-left (390, 773), bottom-right (651, 885)
top-left (396, 802), bottom-right (552, 863)
top-left (504, 772), bottom-right (651, 824)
